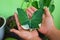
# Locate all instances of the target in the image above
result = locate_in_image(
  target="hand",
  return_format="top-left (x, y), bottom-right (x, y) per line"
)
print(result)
top-left (10, 7), bottom-right (41, 40)
top-left (38, 7), bottom-right (60, 40)
top-left (10, 6), bottom-right (60, 40)
top-left (38, 7), bottom-right (55, 34)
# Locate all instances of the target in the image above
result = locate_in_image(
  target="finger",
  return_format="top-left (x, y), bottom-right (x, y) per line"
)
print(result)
top-left (44, 7), bottom-right (51, 17)
top-left (41, 14), bottom-right (46, 24)
top-left (28, 6), bottom-right (37, 14)
top-left (30, 6), bottom-right (37, 12)
top-left (10, 29), bottom-right (21, 36)
top-left (26, 9), bottom-right (32, 18)
top-left (26, 7), bottom-right (37, 18)
top-left (28, 7), bottom-right (34, 14)
top-left (38, 14), bottom-right (45, 34)
top-left (10, 29), bottom-right (26, 39)
top-left (42, 14), bottom-right (45, 20)
top-left (26, 7), bottom-right (34, 18)
top-left (14, 13), bottom-right (23, 30)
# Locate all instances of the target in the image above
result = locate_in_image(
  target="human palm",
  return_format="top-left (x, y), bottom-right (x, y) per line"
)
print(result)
top-left (38, 7), bottom-right (55, 35)
top-left (10, 7), bottom-right (40, 40)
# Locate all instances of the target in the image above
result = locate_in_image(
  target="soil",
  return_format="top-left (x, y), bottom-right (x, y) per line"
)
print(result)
top-left (4, 15), bottom-right (23, 40)
top-left (6, 15), bottom-right (17, 29)
top-left (0, 17), bottom-right (4, 27)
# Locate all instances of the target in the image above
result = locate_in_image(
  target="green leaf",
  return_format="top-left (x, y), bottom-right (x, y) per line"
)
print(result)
top-left (17, 8), bottom-right (44, 29)
top-left (17, 8), bottom-right (29, 25)
top-left (39, 0), bottom-right (51, 8)
top-left (29, 8), bottom-right (44, 29)
top-left (50, 0), bottom-right (54, 5)
top-left (44, 0), bottom-right (51, 7)
top-left (32, 1), bottom-right (39, 9)
top-left (39, 0), bottom-right (44, 8)
top-left (17, 0), bottom-right (55, 29)
top-left (49, 4), bottom-right (55, 13)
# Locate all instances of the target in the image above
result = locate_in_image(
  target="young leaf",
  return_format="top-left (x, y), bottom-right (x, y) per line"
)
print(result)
top-left (39, 0), bottom-right (51, 8)
top-left (50, 0), bottom-right (54, 5)
top-left (49, 4), bottom-right (55, 13)
top-left (29, 8), bottom-right (44, 29)
top-left (44, 0), bottom-right (51, 7)
top-left (17, 8), bottom-right (29, 25)
top-left (39, 0), bottom-right (44, 8)
top-left (32, 1), bottom-right (39, 9)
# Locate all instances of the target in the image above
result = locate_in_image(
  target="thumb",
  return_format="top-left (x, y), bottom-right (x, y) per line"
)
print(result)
top-left (14, 13), bottom-right (23, 30)
top-left (44, 7), bottom-right (51, 17)
top-left (10, 29), bottom-right (20, 36)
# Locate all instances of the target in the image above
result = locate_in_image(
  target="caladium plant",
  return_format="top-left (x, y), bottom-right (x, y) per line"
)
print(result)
top-left (17, 0), bottom-right (55, 30)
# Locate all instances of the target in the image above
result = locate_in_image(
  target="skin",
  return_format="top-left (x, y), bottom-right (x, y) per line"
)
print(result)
top-left (10, 7), bottom-right (60, 40)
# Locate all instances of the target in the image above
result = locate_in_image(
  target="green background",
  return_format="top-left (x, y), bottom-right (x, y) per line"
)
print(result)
top-left (0, 0), bottom-right (60, 29)
top-left (0, 0), bottom-right (60, 40)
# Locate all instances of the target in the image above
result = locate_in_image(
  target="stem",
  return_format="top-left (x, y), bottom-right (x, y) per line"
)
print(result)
top-left (26, 2), bottom-right (30, 8)
top-left (38, 0), bottom-right (40, 8)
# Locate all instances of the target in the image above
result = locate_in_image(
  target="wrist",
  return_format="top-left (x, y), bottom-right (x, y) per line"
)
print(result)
top-left (46, 26), bottom-right (58, 40)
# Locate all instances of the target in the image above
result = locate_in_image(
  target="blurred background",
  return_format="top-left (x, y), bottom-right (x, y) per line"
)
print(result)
top-left (0, 0), bottom-right (60, 29)
top-left (0, 0), bottom-right (60, 40)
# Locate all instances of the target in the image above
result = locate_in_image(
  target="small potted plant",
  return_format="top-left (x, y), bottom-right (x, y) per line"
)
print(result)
top-left (16, 0), bottom-right (55, 40)
top-left (0, 16), bottom-right (6, 40)
top-left (17, 0), bottom-right (55, 30)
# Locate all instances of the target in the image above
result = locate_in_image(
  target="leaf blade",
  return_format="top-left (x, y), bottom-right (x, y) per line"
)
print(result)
top-left (29, 8), bottom-right (44, 29)
top-left (32, 1), bottom-right (39, 9)
top-left (17, 8), bottom-right (29, 25)
top-left (44, 0), bottom-right (51, 7)
top-left (49, 4), bottom-right (55, 13)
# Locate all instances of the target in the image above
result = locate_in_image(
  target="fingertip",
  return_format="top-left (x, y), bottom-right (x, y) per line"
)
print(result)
top-left (14, 12), bottom-right (17, 15)
top-left (44, 7), bottom-right (48, 12)
top-left (10, 29), bottom-right (16, 32)
top-left (44, 7), bottom-right (51, 17)
top-left (31, 6), bottom-right (37, 11)
top-left (10, 29), bottom-right (20, 35)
